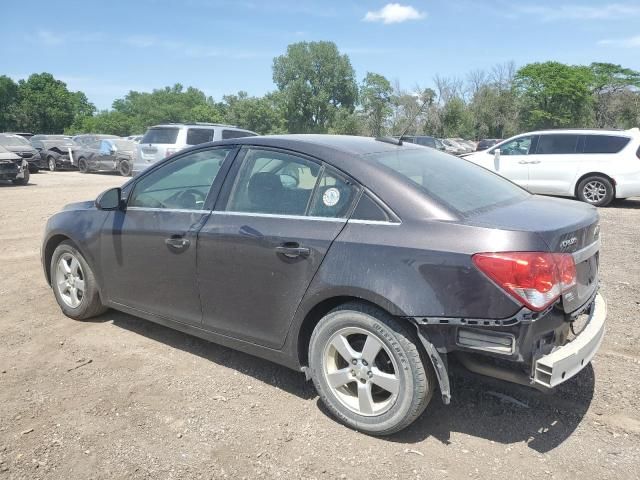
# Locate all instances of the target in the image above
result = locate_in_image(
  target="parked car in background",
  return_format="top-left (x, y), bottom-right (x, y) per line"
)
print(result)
top-left (43, 134), bottom-right (605, 435)
top-left (475, 138), bottom-right (501, 151)
top-left (464, 128), bottom-right (640, 206)
top-left (3, 132), bottom-right (34, 139)
top-left (72, 134), bottom-right (119, 147)
top-left (0, 134), bottom-right (41, 172)
top-left (134, 123), bottom-right (257, 174)
top-left (400, 135), bottom-right (446, 151)
top-left (31, 135), bottom-right (78, 171)
top-left (127, 135), bottom-right (143, 143)
top-left (450, 138), bottom-right (475, 153)
top-left (75, 138), bottom-right (136, 176)
top-left (441, 139), bottom-right (466, 155)
top-left (0, 144), bottom-right (29, 184)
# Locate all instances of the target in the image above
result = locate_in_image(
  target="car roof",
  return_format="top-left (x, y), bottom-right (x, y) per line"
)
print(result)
top-left (149, 123), bottom-right (244, 130)
top-left (514, 128), bottom-right (639, 137)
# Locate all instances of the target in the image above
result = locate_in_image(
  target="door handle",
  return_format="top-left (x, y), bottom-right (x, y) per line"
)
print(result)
top-left (165, 236), bottom-right (190, 249)
top-left (528, 160), bottom-right (541, 164)
top-left (275, 243), bottom-right (310, 259)
top-left (518, 160), bottom-right (530, 164)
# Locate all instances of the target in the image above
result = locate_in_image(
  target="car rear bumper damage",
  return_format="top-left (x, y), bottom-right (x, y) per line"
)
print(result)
top-left (533, 293), bottom-right (606, 388)
top-left (411, 293), bottom-right (606, 399)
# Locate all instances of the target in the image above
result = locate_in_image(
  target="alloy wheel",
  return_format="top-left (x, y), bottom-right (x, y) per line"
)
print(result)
top-left (48, 158), bottom-right (55, 171)
top-left (583, 180), bottom-right (607, 204)
top-left (55, 253), bottom-right (85, 308)
top-left (322, 327), bottom-right (400, 416)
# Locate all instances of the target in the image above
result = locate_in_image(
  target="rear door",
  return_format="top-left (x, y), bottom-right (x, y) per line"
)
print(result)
top-left (196, 146), bottom-right (359, 348)
top-left (527, 134), bottom-right (581, 195)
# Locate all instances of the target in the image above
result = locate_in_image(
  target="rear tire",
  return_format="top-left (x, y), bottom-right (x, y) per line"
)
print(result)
top-left (48, 157), bottom-right (56, 172)
top-left (577, 175), bottom-right (614, 207)
top-left (50, 241), bottom-right (107, 320)
top-left (78, 158), bottom-right (88, 173)
top-left (308, 303), bottom-right (434, 435)
top-left (118, 159), bottom-right (132, 177)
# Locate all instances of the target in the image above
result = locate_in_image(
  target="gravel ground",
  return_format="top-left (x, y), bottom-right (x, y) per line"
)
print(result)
top-left (1, 171), bottom-right (639, 480)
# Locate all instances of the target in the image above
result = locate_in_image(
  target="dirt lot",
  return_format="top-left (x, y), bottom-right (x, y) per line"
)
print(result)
top-left (1, 171), bottom-right (639, 480)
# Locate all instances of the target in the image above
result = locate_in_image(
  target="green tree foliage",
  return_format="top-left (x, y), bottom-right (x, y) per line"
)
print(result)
top-left (0, 76), bottom-right (19, 132)
top-left (360, 72), bottom-right (393, 136)
top-left (11, 73), bottom-right (95, 134)
top-left (589, 63), bottom-right (640, 127)
top-left (328, 109), bottom-right (363, 135)
top-left (514, 62), bottom-right (594, 130)
top-left (273, 41), bottom-right (358, 133)
top-left (222, 91), bottom-right (286, 134)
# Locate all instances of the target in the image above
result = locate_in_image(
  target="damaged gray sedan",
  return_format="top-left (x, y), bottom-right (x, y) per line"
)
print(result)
top-left (42, 135), bottom-right (606, 435)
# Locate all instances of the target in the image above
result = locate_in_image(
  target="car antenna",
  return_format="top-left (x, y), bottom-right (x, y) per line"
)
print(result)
top-left (375, 94), bottom-right (431, 146)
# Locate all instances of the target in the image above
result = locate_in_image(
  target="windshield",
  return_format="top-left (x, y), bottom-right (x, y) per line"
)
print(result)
top-left (111, 139), bottom-right (134, 151)
top-left (141, 128), bottom-right (179, 144)
top-left (365, 148), bottom-right (529, 215)
top-left (0, 135), bottom-right (31, 147)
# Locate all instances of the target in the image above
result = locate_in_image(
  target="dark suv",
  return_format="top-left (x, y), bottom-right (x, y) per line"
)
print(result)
top-left (42, 135), bottom-right (605, 435)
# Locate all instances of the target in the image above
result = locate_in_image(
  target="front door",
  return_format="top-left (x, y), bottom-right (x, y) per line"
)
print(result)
top-left (99, 146), bottom-right (235, 325)
top-left (489, 135), bottom-right (537, 189)
top-left (197, 146), bottom-right (359, 348)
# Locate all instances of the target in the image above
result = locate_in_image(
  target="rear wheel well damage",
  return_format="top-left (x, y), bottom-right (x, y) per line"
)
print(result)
top-left (296, 296), bottom-right (451, 404)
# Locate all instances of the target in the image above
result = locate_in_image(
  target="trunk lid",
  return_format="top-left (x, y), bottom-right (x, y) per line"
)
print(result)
top-left (465, 195), bottom-right (600, 313)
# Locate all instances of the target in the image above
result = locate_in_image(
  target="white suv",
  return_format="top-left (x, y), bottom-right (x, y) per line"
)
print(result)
top-left (134, 123), bottom-right (257, 174)
top-left (464, 128), bottom-right (640, 206)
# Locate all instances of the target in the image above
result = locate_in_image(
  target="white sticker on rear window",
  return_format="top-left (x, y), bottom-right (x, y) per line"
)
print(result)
top-left (322, 187), bottom-right (340, 207)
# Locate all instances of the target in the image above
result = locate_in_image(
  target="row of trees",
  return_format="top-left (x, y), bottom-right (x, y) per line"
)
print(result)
top-left (1, 42), bottom-right (639, 139)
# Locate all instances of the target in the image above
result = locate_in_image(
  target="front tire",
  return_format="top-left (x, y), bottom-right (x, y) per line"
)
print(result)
top-left (577, 175), bottom-right (614, 207)
top-left (308, 303), bottom-right (434, 435)
top-left (78, 158), bottom-right (88, 173)
top-left (51, 241), bottom-right (107, 320)
top-left (12, 168), bottom-right (30, 185)
top-left (48, 156), bottom-right (56, 172)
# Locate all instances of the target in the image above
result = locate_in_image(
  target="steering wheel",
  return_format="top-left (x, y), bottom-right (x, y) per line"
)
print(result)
top-left (172, 188), bottom-right (207, 209)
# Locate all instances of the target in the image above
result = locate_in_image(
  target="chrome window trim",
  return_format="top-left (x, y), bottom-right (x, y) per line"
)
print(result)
top-left (348, 219), bottom-right (401, 226)
top-left (211, 211), bottom-right (345, 222)
top-left (126, 206), bottom-right (208, 214)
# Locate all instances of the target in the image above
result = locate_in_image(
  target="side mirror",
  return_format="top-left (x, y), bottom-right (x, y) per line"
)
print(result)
top-left (493, 148), bottom-right (501, 170)
top-left (95, 187), bottom-right (123, 210)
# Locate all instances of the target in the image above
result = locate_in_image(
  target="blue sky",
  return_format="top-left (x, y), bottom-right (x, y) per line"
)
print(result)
top-left (3, 0), bottom-right (640, 109)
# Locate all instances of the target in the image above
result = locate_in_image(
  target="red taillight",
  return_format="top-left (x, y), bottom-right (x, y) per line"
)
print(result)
top-left (472, 252), bottom-right (577, 311)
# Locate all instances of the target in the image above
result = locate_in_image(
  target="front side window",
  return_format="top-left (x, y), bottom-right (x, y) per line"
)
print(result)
top-left (583, 135), bottom-right (630, 154)
top-left (498, 136), bottom-right (532, 156)
top-left (186, 128), bottom-right (214, 145)
top-left (535, 134), bottom-right (579, 154)
top-left (225, 148), bottom-right (321, 216)
top-left (366, 148), bottom-right (529, 215)
top-left (129, 148), bottom-right (232, 210)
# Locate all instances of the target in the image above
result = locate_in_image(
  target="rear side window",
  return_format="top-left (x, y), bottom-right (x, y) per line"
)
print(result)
top-left (535, 134), bottom-right (579, 154)
top-left (366, 148), bottom-right (529, 215)
top-left (141, 128), bottom-right (179, 144)
top-left (186, 128), bottom-right (214, 145)
top-left (222, 129), bottom-right (257, 140)
top-left (308, 169), bottom-right (358, 218)
top-left (351, 194), bottom-right (391, 222)
top-left (583, 135), bottom-right (630, 154)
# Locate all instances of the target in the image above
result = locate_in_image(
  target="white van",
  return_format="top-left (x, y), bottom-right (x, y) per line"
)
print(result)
top-left (464, 128), bottom-right (640, 206)
top-left (134, 123), bottom-right (257, 174)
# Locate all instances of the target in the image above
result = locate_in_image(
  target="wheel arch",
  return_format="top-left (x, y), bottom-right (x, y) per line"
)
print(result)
top-left (43, 234), bottom-right (74, 285)
top-left (574, 172), bottom-right (616, 198)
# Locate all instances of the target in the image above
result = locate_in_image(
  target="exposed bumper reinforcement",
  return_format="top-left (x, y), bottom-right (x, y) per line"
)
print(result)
top-left (533, 293), bottom-right (606, 388)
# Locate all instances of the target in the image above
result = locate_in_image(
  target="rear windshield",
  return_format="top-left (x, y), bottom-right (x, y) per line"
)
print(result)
top-left (583, 135), bottom-right (630, 154)
top-left (141, 128), bottom-right (179, 144)
top-left (186, 128), bottom-right (214, 145)
top-left (365, 148), bottom-right (529, 215)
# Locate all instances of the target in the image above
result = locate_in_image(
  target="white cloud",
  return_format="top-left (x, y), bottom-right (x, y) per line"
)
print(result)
top-left (36, 30), bottom-right (65, 46)
top-left (516, 3), bottom-right (640, 21)
top-left (363, 3), bottom-right (426, 24)
top-left (598, 34), bottom-right (640, 47)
